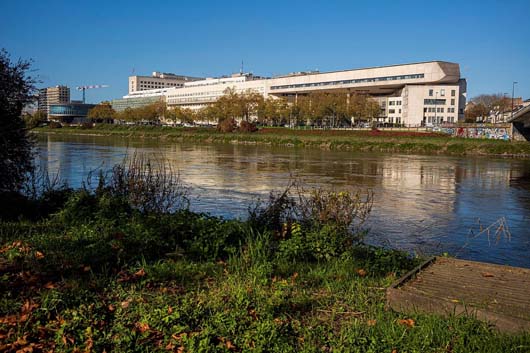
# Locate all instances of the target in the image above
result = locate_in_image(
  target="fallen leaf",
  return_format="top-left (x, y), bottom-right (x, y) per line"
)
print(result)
top-left (291, 272), bottom-right (299, 284)
top-left (43, 282), bottom-right (56, 289)
top-left (357, 269), bottom-right (367, 277)
top-left (482, 272), bottom-right (494, 278)
top-left (108, 304), bottom-right (115, 312)
top-left (134, 268), bottom-right (146, 278)
top-left (248, 308), bottom-right (258, 320)
top-left (120, 301), bottom-right (130, 309)
top-left (35, 251), bottom-right (44, 260)
top-left (167, 306), bottom-right (173, 314)
top-left (397, 318), bottom-right (415, 328)
top-left (225, 339), bottom-right (236, 351)
top-left (82, 266), bottom-right (91, 272)
top-left (135, 322), bottom-right (150, 333)
top-left (367, 319), bottom-right (377, 326)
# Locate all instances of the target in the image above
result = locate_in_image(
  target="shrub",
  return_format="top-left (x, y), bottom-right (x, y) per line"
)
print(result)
top-left (80, 121), bottom-right (93, 129)
top-left (249, 181), bottom-right (373, 261)
top-left (93, 153), bottom-right (189, 213)
top-left (48, 121), bottom-right (62, 129)
top-left (217, 118), bottom-right (237, 133)
top-left (239, 120), bottom-right (258, 133)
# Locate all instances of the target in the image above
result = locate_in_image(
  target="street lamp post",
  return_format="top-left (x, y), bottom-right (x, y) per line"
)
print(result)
top-left (512, 81), bottom-right (518, 120)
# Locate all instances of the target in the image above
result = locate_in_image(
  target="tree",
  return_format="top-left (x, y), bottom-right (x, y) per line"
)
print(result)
top-left (167, 106), bottom-right (195, 125)
top-left (88, 102), bottom-right (116, 122)
top-left (469, 94), bottom-right (510, 122)
top-left (116, 101), bottom-right (166, 124)
top-left (0, 49), bottom-right (36, 192)
top-left (23, 110), bottom-right (47, 129)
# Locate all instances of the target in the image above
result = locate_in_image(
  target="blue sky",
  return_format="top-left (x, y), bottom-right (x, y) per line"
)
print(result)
top-left (1, 0), bottom-right (529, 103)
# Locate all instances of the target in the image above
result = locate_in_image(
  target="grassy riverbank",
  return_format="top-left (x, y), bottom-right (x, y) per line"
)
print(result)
top-left (34, 125), bottom-right (530, 157)
top-left (1, 160), bottom-right (529, 352)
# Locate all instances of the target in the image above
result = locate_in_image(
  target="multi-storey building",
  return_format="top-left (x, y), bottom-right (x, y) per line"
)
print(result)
top-left (37, 85), bottom-right (70, 115)
top-left (114, 61), bottom-right (467, 126)
top-left (128, 72), bottom-right (203, 94)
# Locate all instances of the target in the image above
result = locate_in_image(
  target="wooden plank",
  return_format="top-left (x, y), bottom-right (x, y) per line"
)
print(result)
top-left (386, 257), bottom-right (530, 333)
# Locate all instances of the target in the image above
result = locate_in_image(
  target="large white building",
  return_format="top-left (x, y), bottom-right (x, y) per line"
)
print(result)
top-left (128, 72), bottom-right (202, 94)
top-left (114, 61), bottom-right (467, 126)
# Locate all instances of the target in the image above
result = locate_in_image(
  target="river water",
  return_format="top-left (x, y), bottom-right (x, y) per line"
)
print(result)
top-left (36, 133), bottom-right (530, 268)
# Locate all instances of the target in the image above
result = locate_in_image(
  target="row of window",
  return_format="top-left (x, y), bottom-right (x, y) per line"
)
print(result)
top-left (428, 89), bottom-right (456, 97)
top-left (388, 109), bottom-right (402, 114)
top-left (270, 73), bottom-right (425, 90)
top-left (388, 101), bottom-right (402, 106)
top-left (426, 116), bottom-right (456, 123)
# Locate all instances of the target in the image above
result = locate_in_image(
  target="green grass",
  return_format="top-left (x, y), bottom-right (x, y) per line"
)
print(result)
top-left (34, 124), bottom-right (530, 157)
top-left (1, 187), bottom-right (529, 352)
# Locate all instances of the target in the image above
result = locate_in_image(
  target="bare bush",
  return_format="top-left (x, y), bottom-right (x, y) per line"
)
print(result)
top-left (91, 153), bottom-right (189, 213)
top-left (249, 179), bottom-right (373, 237)
top-left (217, 118), bottom-right (237, 133)
top-left (239, 121), bottom-right (258, 133)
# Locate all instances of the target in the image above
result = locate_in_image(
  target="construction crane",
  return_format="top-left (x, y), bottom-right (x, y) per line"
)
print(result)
top-left (76, 85), bottom-right (109, 103)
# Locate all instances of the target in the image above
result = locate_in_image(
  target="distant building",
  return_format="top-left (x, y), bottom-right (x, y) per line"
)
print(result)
top-left (112, 87), bottom-right (169, 112)
top-left (48, 102), bottom-right (96, 124)
top-left (116, 61), bottom-right (467, 126)
top-left (38, 85), bottom-right (70, 116)
top-left (128, 72), bottom-right (202, 94)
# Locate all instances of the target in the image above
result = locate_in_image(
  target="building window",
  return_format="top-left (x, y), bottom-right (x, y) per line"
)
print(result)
top-left (389, 109), bottom-right (395, 114)
top-left (424, 99), bottom-right (446, 105)
top-left (451, 90), bottom-right (456, 96)
top-left (429, 89), bottom-right (433, 97)
top-left (451, 99), bottom-right (455, 105)
top-left (440, 89), bottom-right (445, 96)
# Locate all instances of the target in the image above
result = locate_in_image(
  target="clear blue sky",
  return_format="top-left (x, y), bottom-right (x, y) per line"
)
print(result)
top-left (1, 0), bottom-right (529, 104)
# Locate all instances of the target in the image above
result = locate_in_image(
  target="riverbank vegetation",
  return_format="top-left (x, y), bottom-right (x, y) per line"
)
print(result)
top-left (36, 124), bottom-right (530, 157)
top-left (82, 90), bottom-right (383, 129)
top-left (1, 157), bottom-right (529, 352)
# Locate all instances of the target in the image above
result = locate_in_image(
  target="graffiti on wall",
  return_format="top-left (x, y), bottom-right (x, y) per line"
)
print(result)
top-left (435, 125), bottom-right (511, 140)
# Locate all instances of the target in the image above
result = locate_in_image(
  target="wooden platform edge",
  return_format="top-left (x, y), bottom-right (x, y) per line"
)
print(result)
top-left (386, 285), bottom-right (530, 333)
top-left (389, 256), bottom-right (437, 289)
top-left (385, 256), bottom-right (530, 333)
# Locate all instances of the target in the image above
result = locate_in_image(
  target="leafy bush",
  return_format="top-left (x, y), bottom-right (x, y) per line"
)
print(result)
top-left (48, 121), bottom-right (62, 129)
top-left (80, 121), bottom-right (93, 129)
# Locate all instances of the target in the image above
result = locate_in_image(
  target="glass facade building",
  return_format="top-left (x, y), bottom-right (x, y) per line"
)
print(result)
top-left (48, 103), bottom-right (96, 123)
top-left (111, 96), bottom-right (163, 112)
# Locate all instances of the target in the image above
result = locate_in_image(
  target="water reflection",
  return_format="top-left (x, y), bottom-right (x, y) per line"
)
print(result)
top-left (36, 134), bottom-right (530, 268)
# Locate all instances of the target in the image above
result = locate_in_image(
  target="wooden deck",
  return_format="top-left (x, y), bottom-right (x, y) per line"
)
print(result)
top-left (386, 257), bottom-right (530, 333)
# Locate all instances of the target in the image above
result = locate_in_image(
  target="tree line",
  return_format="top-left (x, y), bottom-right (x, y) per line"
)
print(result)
top-left (86, 88), bottom-right (383, 128)
top-left (464, 94), bottom-right (515, 123)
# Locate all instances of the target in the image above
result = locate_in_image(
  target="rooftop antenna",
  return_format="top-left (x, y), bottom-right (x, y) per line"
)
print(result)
top-left (240, 60), bottom-right (244, 75)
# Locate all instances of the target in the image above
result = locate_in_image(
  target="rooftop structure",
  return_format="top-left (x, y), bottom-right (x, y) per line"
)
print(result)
top-left (128, 72), bottom-right (203, 94)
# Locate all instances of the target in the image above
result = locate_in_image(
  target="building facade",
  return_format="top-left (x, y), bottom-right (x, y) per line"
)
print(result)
top-left (116, 61), bottom-right (467, 126)
top-left (37, 86), bottom-right (71, 115)
top-left (128, 72), bottom-right (203, 94)
top-left (48, 102), bottom-right (96, 123)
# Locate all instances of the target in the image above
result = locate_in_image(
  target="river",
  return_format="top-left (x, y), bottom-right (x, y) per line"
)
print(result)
top-left (36, 133), bottom-right (530, 268)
